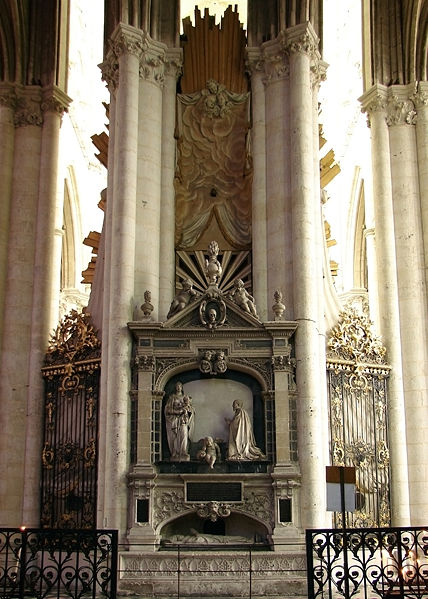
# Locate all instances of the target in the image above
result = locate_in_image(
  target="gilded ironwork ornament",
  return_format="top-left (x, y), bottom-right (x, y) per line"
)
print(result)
top-left (45, 309), bottom-right (101, 365)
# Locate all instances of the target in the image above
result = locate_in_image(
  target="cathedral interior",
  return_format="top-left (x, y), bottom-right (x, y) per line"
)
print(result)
top-left (0, 0), bottom-right (427, 597)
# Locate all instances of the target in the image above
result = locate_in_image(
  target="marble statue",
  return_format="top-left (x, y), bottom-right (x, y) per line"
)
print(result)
top-left (196, 436), bottom-right (221, 468)
top-left (225, 400), bottom-right (265, 461)
top-left (167, 529), bottom-right (251, 545)
top-left (167, 279), bottom-right (199, 319)
top-left (164, 382), bottom-right (195, 461)
top-left (229, 279), bottom-right (258, 318)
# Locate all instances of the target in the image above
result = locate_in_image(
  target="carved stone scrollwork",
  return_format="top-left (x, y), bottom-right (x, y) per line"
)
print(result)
top-left (194, 501), bottom-right (232, 521)
top-left (242, 489), bottom-right (273, 523)
top-left (152, 489), bottom-right (190, 530)
top-left (198, 349), bottom-right (228, 375)
top-left (135, 355), bottom-right (155, 371)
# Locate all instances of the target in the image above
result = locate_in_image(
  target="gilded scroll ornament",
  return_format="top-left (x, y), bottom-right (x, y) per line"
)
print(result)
top-left (45, 309), bottom-right (101, 366)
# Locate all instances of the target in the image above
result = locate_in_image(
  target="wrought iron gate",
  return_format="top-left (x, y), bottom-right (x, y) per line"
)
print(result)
top-left (326, 308), bottom-right (391, 528)
top-left (41, 310), bottom-right (101, 528)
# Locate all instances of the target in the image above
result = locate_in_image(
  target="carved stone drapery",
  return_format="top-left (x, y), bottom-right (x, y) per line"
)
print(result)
top-left (174, 81), bottom-right (252, 250)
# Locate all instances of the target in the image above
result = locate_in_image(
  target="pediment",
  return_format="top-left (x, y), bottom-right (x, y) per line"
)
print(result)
top-left (163, 292), bottom-right (264, 330)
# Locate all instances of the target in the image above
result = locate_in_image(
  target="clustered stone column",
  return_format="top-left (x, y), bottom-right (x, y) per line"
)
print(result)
top-left (0, 84), bottom-right (70, 526)
top-left (361, 81), bottom-right (428, 526)
top-left (247, 23), bottom-right (329, 530)
top-left (99, 24), bottom-right (171, 534)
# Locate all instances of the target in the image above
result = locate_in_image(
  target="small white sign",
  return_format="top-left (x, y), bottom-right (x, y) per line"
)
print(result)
top-left (326, 482), bottom-right (356, 512)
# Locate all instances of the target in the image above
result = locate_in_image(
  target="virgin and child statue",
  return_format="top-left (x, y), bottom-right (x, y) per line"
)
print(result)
top-left (165, 384), bottom-right (265, 463)
top-left (164, 382), bottom-right (195, 461)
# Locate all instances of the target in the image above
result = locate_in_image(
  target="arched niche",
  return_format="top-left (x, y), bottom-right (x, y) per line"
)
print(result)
top-left (158, 509), bottom-right (270, 547)
top-left (160, 368), bottom-right (267, 472)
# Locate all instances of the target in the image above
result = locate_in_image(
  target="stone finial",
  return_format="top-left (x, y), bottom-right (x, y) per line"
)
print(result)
top-left (272, 290), bottom-right (285, 320)
top-left (141, 290), bottom-right (154, 318)
top-left (205, 240), bottom-right (222, 285)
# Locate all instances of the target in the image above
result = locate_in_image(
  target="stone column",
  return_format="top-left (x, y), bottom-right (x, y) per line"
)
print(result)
top-left (22, 86), bottom-right (71, 526)
top-left (386, 85), bottom-right (428, 526)
top-left (104, 24), bottom-right (142, 534)
top-left (288, 23), bottom-right (327, 529)
top-left (97, 55), bottom-right (117, 524)
top-left (247, 49), bottom-right (268, 320)
top-left (360, 84), bottom-right (410, 525)
top-left (0, 84), bottom-right (15, 349)
top-left (135, 35), bottom-right (166, 320)
top-left (159, 49), bottom-right (182, 320)
top-left (0, 88), bottom-right (43, 526)
top-left (413, 82), bottom-right (428, 288)
top-left (262, 35), bottom-right (292, 315)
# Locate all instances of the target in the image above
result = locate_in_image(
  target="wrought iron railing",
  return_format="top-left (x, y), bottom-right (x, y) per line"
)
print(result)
top-left (0, 528), bottom-right (117, 599)
top-left (307, 526), bottom-right (428, 599)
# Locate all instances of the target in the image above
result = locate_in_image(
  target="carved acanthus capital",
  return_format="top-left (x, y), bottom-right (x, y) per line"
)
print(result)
top-left (310, 59), bottom-right (328, 88)
top-left (164, 48), bottom-right (183, 80)
top-left (359, 84), bottom-right (389, 127)
top-left (285, 22), bottom-right (320, 61)
top-left (272, 352), bottom-right (292, 371)
top-left (245, 48), bottom-right (264, 77)
top-left (110, 24), bottom-right (145, 60)
top-left (261, 38), bottom-right (289, 84)
top-left (411, 82), bottom-right (428, 109)
top-left (99, 55), bottom-right (119, 92)
top-left (41, 85), bottom-right (71, 117)
top-left (139, 35), bottom-right (167, 87)
top-left (386, 94), bottom-right (416, 126)
top-left (0, 83), bottom-right (16, 109)
top-left (14, 88), bottom-right (43, 128)
top-left (135, 354), bottom-right (155, 371)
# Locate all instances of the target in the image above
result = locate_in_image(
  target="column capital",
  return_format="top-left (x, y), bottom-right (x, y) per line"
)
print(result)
top-left (285, 22), bottom-right (321, 61)
top-left (164, 48), bottom-right (183, 80)
top-left (110, 23), bottom-right (145, 60)
top-left (260, 37), bottom-right (289, 84)
top-left (245, 48), bottom-right (264, 77)
top-left (99, 54), bottom-right (119, 93)
top-left (14, 86), bottom-right (43, 128)
top-left (41, 85), bottom-right (72, 116)
top-left (138, 35), bottom-right (168, 88)
top-left (412, 81), bottom-right (428, 109)
top-left (0, 82), bottom-right (17, 109)
top-left (385, 83), bottom-right (417, 126)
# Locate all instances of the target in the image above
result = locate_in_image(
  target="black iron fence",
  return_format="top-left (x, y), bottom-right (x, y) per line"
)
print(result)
top-left (0, 528), bottom-right (117, 599)
top-left (307, 526), bottom-right (428, 599)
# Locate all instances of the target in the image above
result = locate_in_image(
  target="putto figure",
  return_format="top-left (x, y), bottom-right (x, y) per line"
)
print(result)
top-left (167, 278), bottom-right (199, 319)
top-left (225, 400), bottom-right (265, 461)
top-left (196, 436), bottom-right (221, 469)
top-left (205, 241), bottom-right (222, 285)
top-left (229, 279), bottom-right (258, 318)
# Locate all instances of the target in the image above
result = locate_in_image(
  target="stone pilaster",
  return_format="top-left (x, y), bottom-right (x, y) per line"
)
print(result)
top-left (287, 22), bottom-right (327, 529)
top-left (360, 84), bottom-right (410, 525)
top-left (386, 84), bottom-right (428, 525)
top-left (159, 49), bottom-right (182, 320)
top-left (246, 49), bottom-right (268, 320)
